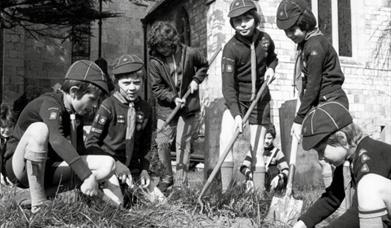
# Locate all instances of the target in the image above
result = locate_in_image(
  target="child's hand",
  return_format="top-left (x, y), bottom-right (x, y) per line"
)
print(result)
top-left (270, 174), bottom-right (284, 190)
top-left (189, 80), bottom-right (199, 94)
top-left (234, 115), bottom-right (243, 133)
top-left (174, 97), bottom-right (186, 108)
top-left (115, 161), bottom-right (134, 188)
top-left (80, 173), bottom-right (99, 197)
top-left (140, 170), bottom-right (150, 188)
top-left (292, 220), bottom-right (307, 228)
top-left (265, 68), bottom-right (275, 84)
top-left (291, 122), bottom-right (302, 140)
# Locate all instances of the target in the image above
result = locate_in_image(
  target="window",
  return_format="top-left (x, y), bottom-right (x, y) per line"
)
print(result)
top-left (71, 23), bottom-right (91, 62)
top-left (175, 8), bottom-right (191, 46)
top-left (311, 0), bottom-right (352, 57)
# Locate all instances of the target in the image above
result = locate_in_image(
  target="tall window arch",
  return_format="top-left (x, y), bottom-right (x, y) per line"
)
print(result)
top-left (311, 0), bottom-right (352, 57)
top-left (175, 7), bottom-right (191, 46)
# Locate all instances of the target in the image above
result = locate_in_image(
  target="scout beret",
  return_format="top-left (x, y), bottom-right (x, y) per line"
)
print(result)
top-left (65, 60), bottom-right (109, 94)
top-left (302, 102), bottom-right (353, 151)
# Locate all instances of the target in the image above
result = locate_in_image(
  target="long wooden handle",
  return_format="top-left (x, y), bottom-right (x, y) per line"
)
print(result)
top-left (285, 98), bottom-right (301, 197)
top-left (285, 135), bottom-right (299, 197)
top-left (159, 89), bottom-right (191, 130)
top-left (198, 77), bottom-right (270, 200)
top-left (197, 128), bottom-right (240, 200)
top-left (158, 47), bottom-right (222, 132)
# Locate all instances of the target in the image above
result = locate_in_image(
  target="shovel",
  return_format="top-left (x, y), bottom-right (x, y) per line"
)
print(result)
top-left (197, 76), bottom-right (271, 212)
top-left (264, 121), bottom-right (303, 226)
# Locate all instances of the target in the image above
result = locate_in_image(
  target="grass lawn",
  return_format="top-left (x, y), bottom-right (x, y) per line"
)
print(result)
top-left (0, 169), bottom-right (331, 228)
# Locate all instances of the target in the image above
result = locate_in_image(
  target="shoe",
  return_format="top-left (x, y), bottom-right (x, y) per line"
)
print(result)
top-left (31, 200), bottom-right (52, 214)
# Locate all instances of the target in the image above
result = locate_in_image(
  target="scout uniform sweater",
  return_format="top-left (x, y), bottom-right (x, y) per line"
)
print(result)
top-left (149, 44), bottom-right (208, 119)
top-left (4, 92), bottom-right (91, 181)
top-left (221, 29), bottom-right (278, 118)
top-left (295, 31), bottom-right (346, 124)
top-left (299, 137), bottom-right (391, 227)
top-left (85, 95), bottom-right (152, 171)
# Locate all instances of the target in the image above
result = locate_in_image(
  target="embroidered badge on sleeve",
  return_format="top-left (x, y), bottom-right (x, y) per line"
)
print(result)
top-left (98, 116), bottom-right (107, 125)
top-left (360, 163), bottom-right (369, 173)
top-left (48, 107), bottom-right (59, 120)
top-left (261, 37), bottom-right (270, 51)
top-left (49, 111), bottom-right (57, 120)
top-left (226, 64), bottom-right (233, 73)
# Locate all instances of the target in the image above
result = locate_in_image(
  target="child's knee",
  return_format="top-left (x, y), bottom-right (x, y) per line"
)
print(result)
top-left (358, 174), bottom-right (387, 210)
top-left (102, 157), bottom-right (116, 176)
top-left (25, 122), bottom-right (49, 147)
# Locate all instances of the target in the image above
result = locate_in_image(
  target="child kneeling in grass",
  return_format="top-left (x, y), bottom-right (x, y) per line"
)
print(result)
top-left (241, 124), bottom-right (289, 192)
top-left (85, 55), bottom-right (154, 204)
top-left (294, 101), bottom-right (391, 228)
top-left (2, 60), bottom-right (123, 213)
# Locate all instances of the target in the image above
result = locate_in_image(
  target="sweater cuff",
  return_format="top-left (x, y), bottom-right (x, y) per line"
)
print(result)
top-left (294, 115), bottom-right (304, 124)
top-left (192, 78), bottom-right (201, 84)
top-left (229, 106), bottom-right (242, 119)
top-left (299, 215), bottom-right (317, 228)
top-left (69, 157), bottom-right (92, 181)
top-left (268, 60), bottom-right (278, 71)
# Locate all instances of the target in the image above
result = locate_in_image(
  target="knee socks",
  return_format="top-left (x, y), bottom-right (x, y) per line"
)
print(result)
top-left (359, 207), bottom-right (388, 228)
top-left (24, 149), bottom-right (48, 212)
top-left (221, 162), bottom-right (234, 193)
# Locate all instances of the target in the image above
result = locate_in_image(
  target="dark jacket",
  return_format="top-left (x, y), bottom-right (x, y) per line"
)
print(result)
top-left (295, 31), bottom-right (347, 124)
top-left (221, 29), bottom-right (278, 118)
top-left (300, 137), bottom-right (391, 227)
top-left (85, 95), bottom-right (152, 171)
top-left (149, 44), bottom-right (208, 119)
top-left (5, 92), bottom-right (91, 181)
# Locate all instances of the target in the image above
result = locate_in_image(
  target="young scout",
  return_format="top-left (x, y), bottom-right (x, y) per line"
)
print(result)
top-left (2, 60), bottom-right (122, 212)
top-left (148, 21), bottom-right (208, 191)
top-left (276, 0), bottom-right (349, 139)
top-left (220, 0), bottom-right (278, 192)
top-left (293, 102), bottom-right (391, 228)
top-left (241, 124), bottom-right (289, 192)
top-left (85, 55), bottom-right (152, 199)
top-left (276, 0), bottom-right (351, 197)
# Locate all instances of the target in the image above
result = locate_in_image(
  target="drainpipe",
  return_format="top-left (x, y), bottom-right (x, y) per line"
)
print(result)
top-left (0, 29), bottom-right (3, 104)
top-left (98, 0), bottom-right (103, 58)
top-left (142, 20), bottom-right (148, 100)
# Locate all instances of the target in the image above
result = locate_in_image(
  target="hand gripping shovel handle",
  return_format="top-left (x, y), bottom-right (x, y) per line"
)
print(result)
top-left (158, 89), bottom-right (191, 131)
top-left (197, 76), bottom-right (270, 211)
top-left (158, 47), bottom-right (222, 133)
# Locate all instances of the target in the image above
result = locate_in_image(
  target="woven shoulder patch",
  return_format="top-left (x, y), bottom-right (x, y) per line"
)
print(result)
top-left (49, 111), bottom-right (58, 120)
top-left (360, 154), bottom-right (370, 163)
top-left (98, 116), bottom-right (107, 125)
top-left (360, 163), bottom-right (369, 173)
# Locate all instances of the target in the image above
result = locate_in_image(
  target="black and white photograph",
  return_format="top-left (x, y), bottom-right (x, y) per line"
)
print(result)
top-left (0, 0), bottom-right (390, 227)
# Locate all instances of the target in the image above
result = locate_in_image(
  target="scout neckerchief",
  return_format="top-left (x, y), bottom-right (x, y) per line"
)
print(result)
top-left (294, 28), bottom-right (323, 96)
top-left (250, 41), bottom-right (257, 101)
top-left (113, 91), bottom-right (136, 166)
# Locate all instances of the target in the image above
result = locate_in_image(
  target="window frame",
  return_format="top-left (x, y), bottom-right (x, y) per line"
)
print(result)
top-left (311, 0), bottom-right (356, 61)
